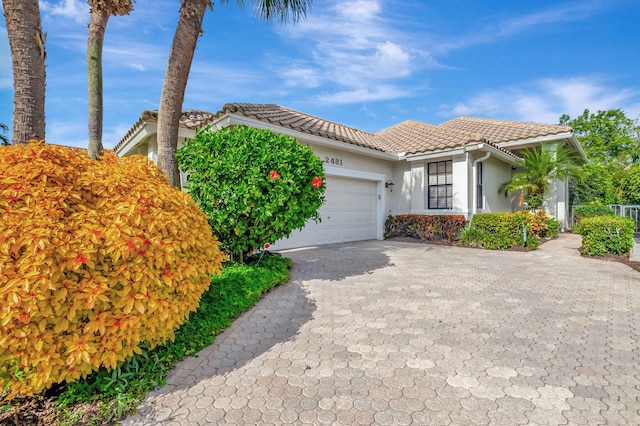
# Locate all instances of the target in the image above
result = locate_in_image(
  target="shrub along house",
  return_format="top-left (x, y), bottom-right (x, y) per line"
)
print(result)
top-left (115, 103), bottom-right (586, 250)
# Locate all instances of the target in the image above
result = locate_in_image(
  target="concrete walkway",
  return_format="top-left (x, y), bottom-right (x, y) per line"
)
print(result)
top-left (631, 236), bottom-right (640, 262)
top-left (124, 234), bottom-right (640, 425)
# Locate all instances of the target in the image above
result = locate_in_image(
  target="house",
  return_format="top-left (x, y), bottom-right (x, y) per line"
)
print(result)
top-left (114, 103), bottom-right (587, 250)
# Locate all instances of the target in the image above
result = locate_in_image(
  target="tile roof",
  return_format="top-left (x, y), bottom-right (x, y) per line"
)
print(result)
top-left (376, 120), bottom-right (485, 155)
top-left (218, 103), bottom-right (389, 152)
top-left (114, 104), bottom-right (573, 159)
top-left (438, 117), bottom-right (573, 144)
top-left (114, 110), bottom-right (214, 152)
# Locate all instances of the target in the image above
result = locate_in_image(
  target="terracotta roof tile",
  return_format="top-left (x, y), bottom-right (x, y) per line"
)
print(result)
top-left (113, 110), bottom-right (214, 152)
top-left (114, 105), bottom-right (567, 159)
top-left (438, 117), bottom-right (572, 144)
top-left (376, 120), bottom-right (485, 154)
top-left (218, 103), bottom-right (391, 151)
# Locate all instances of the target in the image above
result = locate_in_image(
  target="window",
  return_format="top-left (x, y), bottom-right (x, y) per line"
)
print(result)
top-left (476, 162), bottom-right (483, 209)
top-left (428, 160), bottom-right (452, 209)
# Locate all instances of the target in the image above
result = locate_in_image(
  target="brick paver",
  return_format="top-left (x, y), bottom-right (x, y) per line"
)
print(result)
top-left (124, 234), bottom-right (640, 425)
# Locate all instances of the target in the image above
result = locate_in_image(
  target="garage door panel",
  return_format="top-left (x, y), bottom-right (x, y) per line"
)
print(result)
top-left (271, 176), bottom-right (378, 250)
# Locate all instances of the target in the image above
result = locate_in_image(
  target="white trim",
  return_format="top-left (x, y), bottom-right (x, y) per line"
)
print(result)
top-left (465, 142), bottom-right (517, 163)
top-left (324, 165), bottom-right (386, 241)
top-left (496, 132), bottom-right (572, 148)
top-left (115, 123), bottom-right (156, 156)
top-left (407, 148), bottom-right (465, 161)
top-left (472, 152), bottom-right (491, 215)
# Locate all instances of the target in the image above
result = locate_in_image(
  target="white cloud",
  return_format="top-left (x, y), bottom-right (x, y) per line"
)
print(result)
top-left (434, 0), bottom-right (606, 54)
top-left (274, 0), bottom-right (431, 104)
top-left (438, 77), bottom-right (640, 124)
top-left (40, 0), bottom-right (88, 25)
top-left (318, 85), bottom-right (409, 104)
top-left (281, 67), bottom-right (320, 88)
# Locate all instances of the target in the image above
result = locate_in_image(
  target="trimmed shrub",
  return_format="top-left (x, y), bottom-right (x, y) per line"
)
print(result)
top-left (384, 214), bottom-right (466, 243)
top-left (573, 204), bottom-right (614, 224)
top-left (459, 210), bottom-right (557, 250)
top-left (177, 125), bottom-right (325, 262)
top-left (0, 142), bottom-right (226, 398)
top-left (575, 215), bottom-right (635, 256)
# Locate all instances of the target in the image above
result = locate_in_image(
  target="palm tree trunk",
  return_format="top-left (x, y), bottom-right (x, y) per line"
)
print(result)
top-left (156, 0), bottom-right (211, 187)
top-left (87, 7), bottom-right (110, 160)
top-left (3, 0), bottom-right (46, 144)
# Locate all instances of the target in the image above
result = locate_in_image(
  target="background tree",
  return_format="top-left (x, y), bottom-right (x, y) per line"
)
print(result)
top-left (500, 143), bottom-right (583, 209)
top-left (157, 0), bottom-right (314, 187)
top-left (177, 125), bottom-right (325, 262)
top-left (2, 0), bottom-right (46, 144)
top-left (0, 123), bottom-right (9, 145)
top-left (87, 0), bottom-right (134, 160)
top-left (561, 108), bottom-right (640, 205)
top-left (560, 109), bottom-right (639, 165)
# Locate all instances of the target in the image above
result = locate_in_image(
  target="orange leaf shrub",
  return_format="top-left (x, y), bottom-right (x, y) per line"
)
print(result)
top-left (0, 141), bottom-right (226, 398)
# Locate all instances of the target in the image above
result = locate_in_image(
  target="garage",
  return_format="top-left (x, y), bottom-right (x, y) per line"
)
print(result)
top-left (271, 175), bottom-right (379, 250)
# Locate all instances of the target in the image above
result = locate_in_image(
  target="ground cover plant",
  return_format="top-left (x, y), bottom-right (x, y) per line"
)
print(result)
top-left (177, 125), bottom-right (325, 262)
top-left (0, 141), bottom-right (226, 400)
top-left (1, 252), bottom-right (292, 424)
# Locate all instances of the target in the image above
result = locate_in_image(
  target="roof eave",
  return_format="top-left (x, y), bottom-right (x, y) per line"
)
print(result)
top-left (496, 132), bottom-right (588, 163)
top-left (115, 121), bottom-right (157, 156)
top-left (465, 142), bottom-right (518, 163)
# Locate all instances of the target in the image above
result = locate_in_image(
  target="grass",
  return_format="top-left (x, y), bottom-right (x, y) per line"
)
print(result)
top-left (0, 252), bottom-right (292, 425)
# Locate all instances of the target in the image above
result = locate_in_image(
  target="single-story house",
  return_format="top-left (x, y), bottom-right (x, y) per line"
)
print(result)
top-left (114, 103), bottom-right (587, 250)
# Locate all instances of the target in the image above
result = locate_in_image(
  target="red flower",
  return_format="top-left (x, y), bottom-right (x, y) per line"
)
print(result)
top-left (163, 269), bottom-right (172, 277)
top-left (312, 177), bottom-right (323, 188)
top-left (75, 254), bottom-right (88, 263)
top-left (263, 243), bottom-right (270, 250)
top-left (270, 170), bottom-right (280, 180)
top-left (127, 241), bottom-right (137, 251)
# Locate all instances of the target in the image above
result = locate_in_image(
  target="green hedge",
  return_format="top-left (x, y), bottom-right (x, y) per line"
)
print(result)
top-left (458, 211), bottom-right (558, 250)
top-left (575, 215), bottom-right (635, 256)
top-left (573, 204), bottom-right (614, 224)
top-left (384, 214), bottom-right (466, 242)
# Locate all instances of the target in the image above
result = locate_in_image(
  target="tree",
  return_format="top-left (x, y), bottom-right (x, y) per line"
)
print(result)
top-left (87, 0), bottom-right (133, 160)
top-left (156, 0), bottom-right (314, 187)
top-left (619, 164), bottom-right (640, 205)
top-left (176, 125), bottom-right (325, 262)
top-left (500, 143), bottom-right (583, 209)
top-left (0, 123), bottom-right (9, 145)
top-left (2, 0), bottom-right (46, 144)
top-left (560, 109), bottom-right (639, 165)
top-left (570, 163), bottom-right (622, 206)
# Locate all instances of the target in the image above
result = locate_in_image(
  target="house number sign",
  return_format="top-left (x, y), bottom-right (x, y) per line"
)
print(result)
top-left (324, 157), bottom-right (343, 166)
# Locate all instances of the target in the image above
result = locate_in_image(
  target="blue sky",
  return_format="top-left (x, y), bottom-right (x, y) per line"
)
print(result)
top-left (1, 0), bottom-right (639, 149)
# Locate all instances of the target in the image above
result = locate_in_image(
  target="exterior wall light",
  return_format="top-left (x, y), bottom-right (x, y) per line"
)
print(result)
top-left (385, 181), bottom-right (395, 192)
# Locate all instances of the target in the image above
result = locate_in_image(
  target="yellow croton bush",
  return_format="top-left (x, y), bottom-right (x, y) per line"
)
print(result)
top-left (0, 141), bottom-right (226, 398)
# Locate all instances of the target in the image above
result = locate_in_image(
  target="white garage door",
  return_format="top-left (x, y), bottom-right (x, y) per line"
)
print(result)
top-left (272, 175), bottom-right (378, 250)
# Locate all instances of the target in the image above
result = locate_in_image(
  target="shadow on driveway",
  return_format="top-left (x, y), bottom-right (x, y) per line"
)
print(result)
top-left (278, 240), bottom-right (395, 281)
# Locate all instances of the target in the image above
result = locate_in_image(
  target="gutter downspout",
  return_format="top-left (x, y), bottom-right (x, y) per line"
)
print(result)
top-left (472, 149), bottom-right (491, 216)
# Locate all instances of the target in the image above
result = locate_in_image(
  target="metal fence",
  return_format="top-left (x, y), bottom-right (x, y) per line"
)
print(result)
top-left (569, 204), bottom-right (640, 234)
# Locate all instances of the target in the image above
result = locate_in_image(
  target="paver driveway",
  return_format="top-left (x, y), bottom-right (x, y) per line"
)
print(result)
top-left (124, 234), bottom-right (640, 425)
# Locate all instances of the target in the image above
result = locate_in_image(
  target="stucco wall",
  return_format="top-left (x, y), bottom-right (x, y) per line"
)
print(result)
top-left (480, 156), bottom-right (513, 213)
